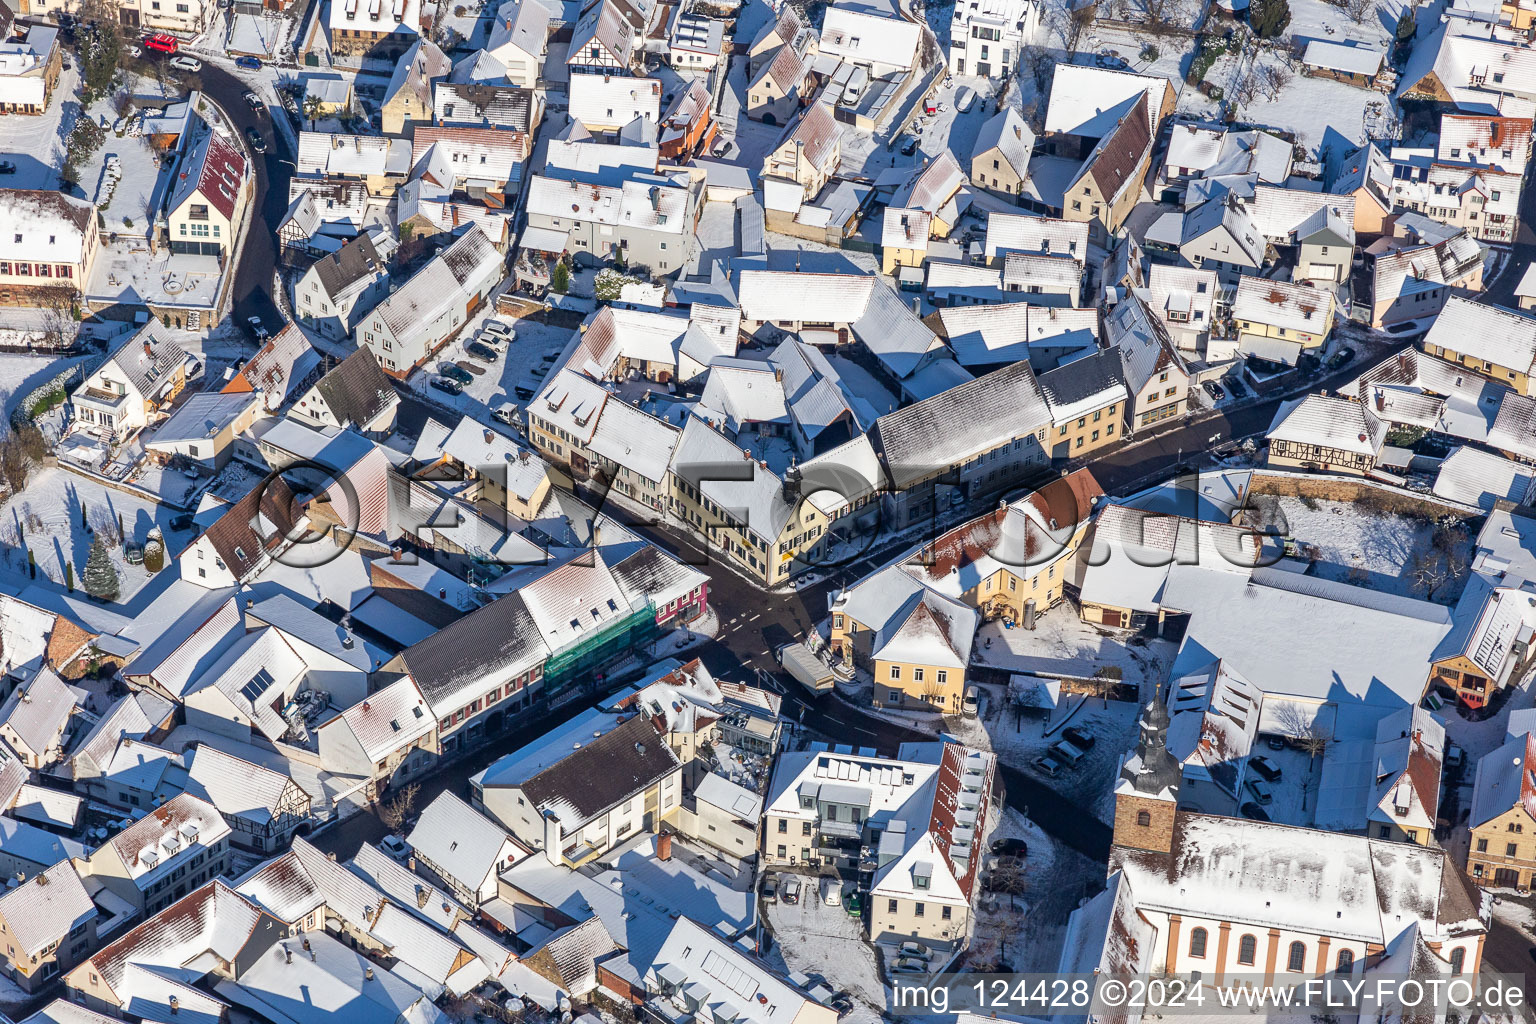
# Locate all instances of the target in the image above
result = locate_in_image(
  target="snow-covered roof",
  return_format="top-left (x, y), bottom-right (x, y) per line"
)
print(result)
top-left (1266, 393), bottom-right (1386, 457)
top-left (0, 859), bottom-right (96, 959)
top-left (1433, 445), bottom-right (1536, 510)
top-left (297, 132), bottom-right (413, 179)
top-left (0, 665), bottom-right (76, 756)
top-left (186, 744), bottom-right (298, 827)
top-left (587, 399), bottom-right (681, 483)
top-left (1303, 39), bottom-right (1384, 75)
top-left (1232, 276), bottom-right (1333, 335)
top-left (1470, 730), bottom-right (1536, 828)
top-left (972, 107), bottom-right (1034, 179)
top-left (936, 302), bottom-right (1098, 369)
top-left (348, 841), bottom-right (468, 934)
top-left (323, 678), bottom-right (435, 765)
top-left (329, 0), bottom-right (420, 37)
top-left (646, 917), bottom-right (828, 1024)
top-left (0, 815), bottom-right (85, 869)
top-left (525, 173), bottom-right (692, 233)
top-left (487, 0), bottom-right (551, 59)
top-left (1315, 706), bottom-right (1444, 833)
top-left (871, 587), bottom-right (976, 669)
top-left (567, 73), bottom-right (662, 131)
top-left (0, 189), bottom-right (94, 267)
top-left (1423, 295), bottom-right (1536, 373)
top-left (983, 211), bottom-right (1087, 263)
top-left (406, 792), bottom-right (523, 889)
top-left (1044, 65), bottom-right (1168, 138)
top-left (216, 930), bottom-right (444, 1024)
top-left (818, 4), bottom-right (919, 69)
top-left (1112, 813), bottom-right (1482, 945)
top-left (106, 793), bottom-right (234, 890)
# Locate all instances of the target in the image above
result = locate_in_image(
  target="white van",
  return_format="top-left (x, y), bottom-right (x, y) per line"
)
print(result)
top-left (962, 686), bottom-right (979, 716)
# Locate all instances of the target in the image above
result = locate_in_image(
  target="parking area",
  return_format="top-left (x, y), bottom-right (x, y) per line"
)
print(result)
top-left (764, 873), bottom-right (885, 1018)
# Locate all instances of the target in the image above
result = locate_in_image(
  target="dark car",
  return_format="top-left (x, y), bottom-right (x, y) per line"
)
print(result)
top-left (990, 837), bottom-right (1028, 857)
top-left (1063, 726), bottom-right (1096, 751)
top-left (1202, 380), bottom-right (1225, 400)
top-left (439, 363), bottom-right (474, 385)
top-left (234, 55), bottom-right (262, 70)
top-left (465, 340), bottom-right (499, 362)
top-left (0, 161), bottom-right (14, 174)
top-left (1248, 755), bottom-right (1283, 782)
top-left (169, 514), bottom-right (195, 531)
top-left (1239, 801), bottom-right (1271, 822)
top-left (245, 126), bottom-right (267, 153)
top-left (430, 376), bottom-right (465, 396)
top-left (828, 993), bottom-right (855, 1018)
top-left (1326, 346), bottom-right (1355, 370)
top-left (900, 135), bottom-right (919, 156)
top-left (1227, 378), bottom-right (1249, 398)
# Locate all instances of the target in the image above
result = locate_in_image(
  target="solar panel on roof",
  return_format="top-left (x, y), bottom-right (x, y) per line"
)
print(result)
top-left (240, 667), bottom-right (276, 703)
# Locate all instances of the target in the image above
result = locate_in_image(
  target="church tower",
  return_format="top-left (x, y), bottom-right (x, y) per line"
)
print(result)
top-left (1111, 692), bottom-right (1181, 854)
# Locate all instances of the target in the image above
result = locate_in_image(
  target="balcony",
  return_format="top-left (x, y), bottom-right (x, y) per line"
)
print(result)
top-left (76, 387), bottom-right (130, 411)
top-left (818, 817), bottom-right (863, 840)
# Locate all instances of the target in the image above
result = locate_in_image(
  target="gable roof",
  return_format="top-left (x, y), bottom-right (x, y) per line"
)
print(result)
top-left (312, 347), bottom-right (398, 428)
top-left (1045, 66), bottom-right (1167, 137)
top-left (1423, 295), bottom-right (1536, 373)
top-left (223, 324), bottom-right (321, 410)
top-left (186, 744), bottom-right (299, 827)
top-left (0, 665), bottom-right (76, 756)
top-left (406, 791), bottom-right (522, 887)
top-left (488, 713), bottom-right (679, 824)
top-left (972, 106), bottom-right (1034, 178)
top-left (1072, 99), bottom-right (1151, 204)
top-left (0, 859), bottom-right (96, 959)
top-left (168, 124), bottom-right (246, 222)
top-left (199, 476), bottom-right (304, 581)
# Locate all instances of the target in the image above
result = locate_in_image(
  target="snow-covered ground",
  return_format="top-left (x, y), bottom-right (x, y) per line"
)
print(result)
top-left (970, 603), bottom-right (1177, 690)
top-left (0, 466), bottom-right (200, 604)
top-left (404, 308), bottom-right (577, 422)
top-left (0, 351), bottom-right (92, 418)
top-left (970, 805), bottom-right (1104, 972)
top-left (0, 65), bottom-right (80, 190)
top-left (1262, 494), bottom-right (1473, 603)
top-left (949, 689), bottom-right (1142, 819)
top-left (764, 881), bottom-right (885, 1024)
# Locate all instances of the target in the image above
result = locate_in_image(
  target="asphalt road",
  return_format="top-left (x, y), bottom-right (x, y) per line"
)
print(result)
top-left (1481, 915), bottom-right (1535, 1015)
top-left (147, 56), bottom-right (291, 335)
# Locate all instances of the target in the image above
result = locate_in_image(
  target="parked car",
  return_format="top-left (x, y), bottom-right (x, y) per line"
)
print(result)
top-left (828, 993), bottom-right (855, 1018)
top-left (126, 44), bottom-right (142, 57)
top-left (892, 958), bottom-right (928, 973)
top-left (466, 340), bottom-right (499, 362)
top-left (245, 315), bottom-right (269, 341)
top-left (1033, 754), bottom-right (1063, 777)
top-left (990, 837), bottom-right (1028, 857)
top-left (1265, 735), bottom-right (1285, 751)
top-left (899, 942), bottom-right (930, 958)
top-left (1049, 739), bottom-right (1087, 765)
top-left (481, 319), bottom-right (511, 338)
top-left (1248, 755), bottom-right (1282, 782)
top-left (955, 86), bottom-right (975, 112)
top-left (1227, 378), bottom-right (1249, 398)
top-left (143, 33), bottom-right (178, 53)
top-left (168, 54), bottom-right (201, 72)
top-left (962, 686), bottom-right (979, 716)
top-left (781, 876), bottom-right (801, 904)
top-left (234, 55), bottom-right (262, 70)
top-left (823, 879), bottom-right (841, 906)
top-left (762, 875), bottom-right (779, 903)
top-left (430, 376), bottom-right (465, 396)
top-left (493, 404), bottom-right (519, 426)
top-left (1202, 380), bottom-right (1225, 400)
top-left (0, 161), bottom-right (14, 174)
top-left (1245, 777), bottom-right (1274, 805)
top-left (245, 126), bottom-right (267, 153)
top-left (380, 835), bottom-right (409, 858)
top-left (243, 89), bottom-right (263, 109)
top-left (1062, 726), bottom-right (1096, 751)
top-left (844, 891), bottom-right (862, 917)
top-left (1239, 801), bottom-right (1271, 822)
top-left (1446, 744), bottom-right (1466, 771)
top-left (900, 135), bottom-right (919, 156)
top-left (440, 363), bottom-right (474, 385)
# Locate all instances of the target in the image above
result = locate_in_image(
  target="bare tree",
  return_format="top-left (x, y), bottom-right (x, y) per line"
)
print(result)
top-left (36, 285), bottom-right (78, 351)
top-left (1230, 65), bottom-right (1261, 108)
top-left (988, 858), bottom-right (1029, 910)
top-left (1343, 0), bottom-right (1372, 22)
top-left (1019, 43), bottom-right (1055, 95)
top-left (378, 782), bottom-right (420, 832)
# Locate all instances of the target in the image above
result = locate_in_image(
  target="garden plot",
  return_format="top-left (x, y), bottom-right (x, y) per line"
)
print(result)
top-left (0, 466), bottom-right (200, 604)
top-left (1262, 494), bottom-right (1472, 603)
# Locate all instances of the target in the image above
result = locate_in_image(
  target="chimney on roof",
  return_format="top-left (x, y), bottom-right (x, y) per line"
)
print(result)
top-left (365, 966), bottom-right (375, 981)
top-left (362, 700), bottom-right (371, 711)
top-left (285, 948), bottom-right (293, 965)
top-left (143, 340), bottom-right (154, 360)
top-left (343, 634), bottom-right (355, 649)
top-left (484, 428), bottom-right (493, 443)
top-left (657, 833), bottom-right (672, 860)
top-left (169, 997), bottom-right (178, 1015)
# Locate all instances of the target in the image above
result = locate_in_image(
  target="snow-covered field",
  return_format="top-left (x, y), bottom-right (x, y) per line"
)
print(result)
top-left (1264, 494), bottom-right (1473, 602)
top-left (0, 466), bottom-right (200, 604)
top-left (970, 604), bottom-right (1177, 690)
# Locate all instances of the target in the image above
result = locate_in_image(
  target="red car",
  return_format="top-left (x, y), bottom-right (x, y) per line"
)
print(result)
top-left (143, 33), bottom-right (179, 53)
